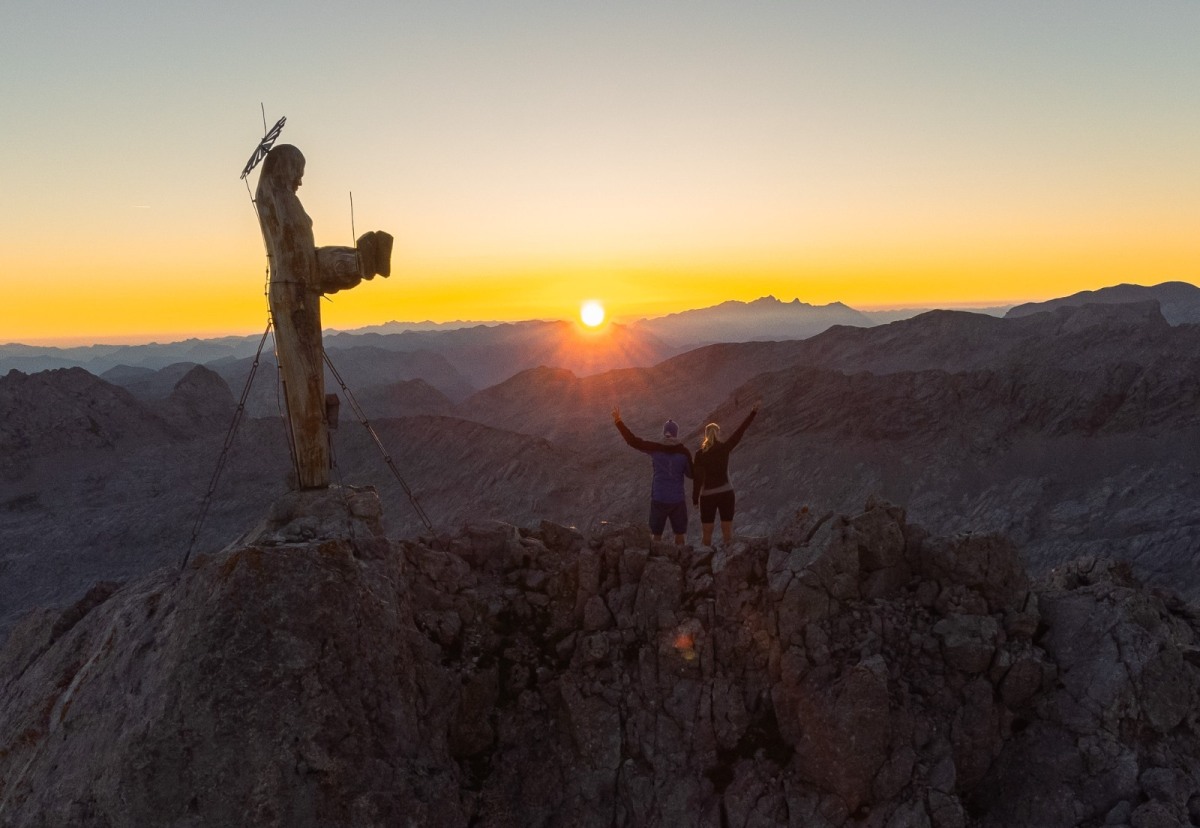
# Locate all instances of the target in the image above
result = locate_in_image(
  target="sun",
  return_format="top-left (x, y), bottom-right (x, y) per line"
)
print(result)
top-left (580, 300), bottom-right (605, 328)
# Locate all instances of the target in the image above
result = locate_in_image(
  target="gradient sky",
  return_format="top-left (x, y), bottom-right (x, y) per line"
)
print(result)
top-left (2, 1), bottom-right (1198, 345)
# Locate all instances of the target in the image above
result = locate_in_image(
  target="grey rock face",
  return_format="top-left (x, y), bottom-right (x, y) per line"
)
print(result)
top-left (974, 557), bottom-right (1200, 827)
top-left (0, 367), bottom-right (171, 479)
top-left (3, 495), bottom-right (1199, 827)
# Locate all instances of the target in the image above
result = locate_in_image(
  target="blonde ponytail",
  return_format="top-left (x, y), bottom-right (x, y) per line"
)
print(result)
top-left (701, 422), bottom-right (720, 452)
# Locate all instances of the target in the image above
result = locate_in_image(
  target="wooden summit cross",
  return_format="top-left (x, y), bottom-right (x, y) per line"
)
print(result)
top-left (255, 144), bottom-right (393, 489)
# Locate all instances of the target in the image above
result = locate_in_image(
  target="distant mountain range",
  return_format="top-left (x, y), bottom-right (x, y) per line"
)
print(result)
top-left (0, 335), bottom-right (262, 376)
top-left (629, 296), bottom-right (874, 346)
top-left (5, 283), bottom-right (1195, 392)
top-left (3, 281), bottom-right (1200, 644)
top-left (1, 320), bottom-right (678, 399)
top-left (1006, 280), bottom-right (1200, 324)
top-left (0, 295), bottom-right (965, 380)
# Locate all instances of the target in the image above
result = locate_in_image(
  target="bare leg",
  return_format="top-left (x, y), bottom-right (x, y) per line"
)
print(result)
top-left (674, 533), bottom-right (686, 545)
top-left (652, 533), bottom-right (663, 542)
top-left (701, 523), bottom-right (714, 546)
top-left (721, 521), bottom-right (734, 543)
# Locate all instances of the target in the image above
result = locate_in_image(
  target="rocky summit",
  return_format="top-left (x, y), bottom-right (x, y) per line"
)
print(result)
top-left (2, 492), bottom-right (1200, 828)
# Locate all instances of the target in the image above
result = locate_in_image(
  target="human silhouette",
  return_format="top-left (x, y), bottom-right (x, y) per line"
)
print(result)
top-left (612, 406), bottom-right (693, 544)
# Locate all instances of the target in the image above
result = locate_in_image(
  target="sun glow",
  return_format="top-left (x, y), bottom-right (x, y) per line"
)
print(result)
top-left (580, 300), bottom-right (606, 328)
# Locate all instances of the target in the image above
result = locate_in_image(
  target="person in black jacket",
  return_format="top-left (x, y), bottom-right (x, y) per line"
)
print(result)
top-left (612, 406), bottom-right (693, 544)
top-left (692, 401), bottom-right (759, 547)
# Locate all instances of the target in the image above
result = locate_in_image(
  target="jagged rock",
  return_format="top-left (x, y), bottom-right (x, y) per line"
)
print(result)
top-left (780, 656), bottom-right (893, 811)
top-left (238, 484), bottom-right (386, 547)
top-left (970, 556), bottom-right (1200, 827)
top-left (997, 649), bottom-right (1044, 706)
top-left (581, 595), bottom-right (613, 631)
top-left (2, 497), bottom-right (1200, 827)
top-left (932, 614), bottom-right (1000, 674)
top-left (536, 520), bottom-right (584, 552)
top-left (0, 509), bottom-right (464, 825)
top-left (919, 533), bottom-right (1030, 614)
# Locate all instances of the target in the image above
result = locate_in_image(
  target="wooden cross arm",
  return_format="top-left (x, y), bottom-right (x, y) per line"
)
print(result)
top-left (315, 231), bottom-right (394, 294)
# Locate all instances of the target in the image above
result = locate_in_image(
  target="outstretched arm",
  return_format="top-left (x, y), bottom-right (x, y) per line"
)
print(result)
top-left (613, 406), bottom-right (653, 452)
top-left (725, 402), bottom-right (760, 451)
top-left (612, 407), bottom-right (684, 456)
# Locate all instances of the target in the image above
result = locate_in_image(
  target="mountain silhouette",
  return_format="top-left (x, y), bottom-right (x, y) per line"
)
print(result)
top-left (1005, 280), bottom-right (1200, 325)
top-left (632, 295), bottom-right (875, 347)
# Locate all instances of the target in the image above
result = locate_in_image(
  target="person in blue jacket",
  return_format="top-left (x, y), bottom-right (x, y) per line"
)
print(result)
top-left (612, 405), bottom-right (693, 544)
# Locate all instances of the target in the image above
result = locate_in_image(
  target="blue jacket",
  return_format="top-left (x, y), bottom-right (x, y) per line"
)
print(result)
top-left (615, 419), bottom-right (693, 503)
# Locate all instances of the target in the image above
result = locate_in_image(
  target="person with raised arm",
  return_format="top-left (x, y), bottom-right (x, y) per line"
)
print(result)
top-left (692, 401), bottom-right (760, 547)
top-left (612, 406), bottom-right (693, 545)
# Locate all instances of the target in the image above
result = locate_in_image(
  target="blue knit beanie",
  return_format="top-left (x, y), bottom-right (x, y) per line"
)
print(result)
top-left (663, 419), bottom-right (679, 438)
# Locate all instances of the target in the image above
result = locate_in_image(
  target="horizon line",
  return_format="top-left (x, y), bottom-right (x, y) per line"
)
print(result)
top-left (9, 280), bottom-right (1196, 349)
top-left (4, 297), bottom-right (1023, 349)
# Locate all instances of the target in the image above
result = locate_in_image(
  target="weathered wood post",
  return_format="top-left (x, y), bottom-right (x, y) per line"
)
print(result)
top-left (255, 144), bottom-right (392, 488)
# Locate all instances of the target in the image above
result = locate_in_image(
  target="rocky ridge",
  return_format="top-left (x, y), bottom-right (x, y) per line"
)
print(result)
top-left (1006, 282), bottom-right (1200, 326)
top-left (0, 368), bottom-right (176, 481)
top-left (2, 492), bottom-right (1199, 827)
top-left (4, 300), bottom-right (1200, 652)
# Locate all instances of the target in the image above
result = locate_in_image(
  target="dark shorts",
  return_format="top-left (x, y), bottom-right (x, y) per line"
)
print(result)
top-left (649, 500), bottom-right (688, 536)
top-left (699, 490), bottom-right (736, 524)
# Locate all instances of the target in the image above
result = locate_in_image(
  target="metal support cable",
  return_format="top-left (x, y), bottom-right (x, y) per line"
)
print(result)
top-left (322, 351), bottom-right (435, 532)
top-left (180, 321), bottom-right (274, 569)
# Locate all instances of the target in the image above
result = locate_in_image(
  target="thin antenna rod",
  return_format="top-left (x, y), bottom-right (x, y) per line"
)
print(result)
top-left (349, 191), bottom-right (356, 244)
top-left (260, 102), bottom-right (267, 133)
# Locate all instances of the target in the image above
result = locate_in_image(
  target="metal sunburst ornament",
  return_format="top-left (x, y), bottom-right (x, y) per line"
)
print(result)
top-left (239, 115), bottom-right (287, 180)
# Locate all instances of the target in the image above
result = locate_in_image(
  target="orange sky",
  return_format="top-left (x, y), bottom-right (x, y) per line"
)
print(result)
top-left (8, 208), bottom-right (1195, 345)
top-left (2, 3), bottom-right (1198, 346)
